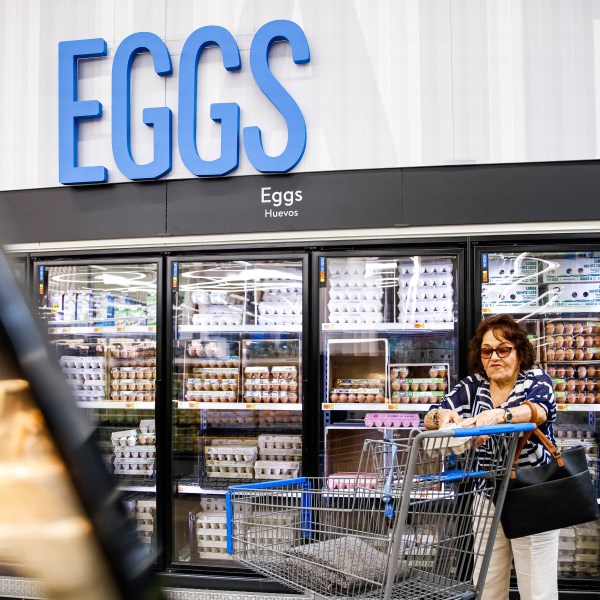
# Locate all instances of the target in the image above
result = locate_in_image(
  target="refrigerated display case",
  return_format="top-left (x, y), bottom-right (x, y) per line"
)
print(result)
top-left (476, 247), bottom-right (600, 584)
top-left (318, 251), bottom-right (464, 484)
top-left (35, 260), bottom-right (160, 557)
top-left (169, 256), bottom-right (306, 567)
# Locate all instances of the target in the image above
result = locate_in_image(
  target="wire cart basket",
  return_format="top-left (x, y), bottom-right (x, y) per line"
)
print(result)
top-left (226, 423), bottom-right (536, 600)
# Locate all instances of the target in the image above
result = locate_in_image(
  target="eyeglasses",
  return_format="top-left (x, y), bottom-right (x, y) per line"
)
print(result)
top-left (480, 346), bottom-right (514, 359)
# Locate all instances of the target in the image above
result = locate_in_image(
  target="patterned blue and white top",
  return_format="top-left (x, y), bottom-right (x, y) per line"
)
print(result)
top-left (435, 368), bottom-right (557, 468)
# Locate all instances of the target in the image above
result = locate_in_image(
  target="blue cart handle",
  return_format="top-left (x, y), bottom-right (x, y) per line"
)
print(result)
top-left (452, 423), bottom-right (536, 437)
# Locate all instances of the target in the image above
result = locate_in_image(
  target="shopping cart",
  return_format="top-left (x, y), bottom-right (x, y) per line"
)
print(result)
top-left (226, 423), bottom-right (535, 600)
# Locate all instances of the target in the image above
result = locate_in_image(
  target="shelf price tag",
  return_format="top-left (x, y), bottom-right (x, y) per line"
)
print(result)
top-left (245, 403), bottom-right (256, 409)
top-left (322, 403), bottom-right (335, 410)
top-left (93, 327), bottom-right (103, 333)
top-left (557, 404), bottom-right (569, 411)
top-left (117, 326), bottom-right (126, 332)
top-left (387, 404), bottom-right (399, 410)
top-left (124, 402), bottom-right (135, 409)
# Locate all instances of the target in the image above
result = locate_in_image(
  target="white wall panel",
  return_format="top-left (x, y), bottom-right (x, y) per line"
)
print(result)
top-left (1, 0), bottom-right (600, 191)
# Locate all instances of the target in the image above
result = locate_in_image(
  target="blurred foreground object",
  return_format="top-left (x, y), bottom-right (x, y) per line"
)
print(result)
top-left (0, 249), bottom-right (162, 600)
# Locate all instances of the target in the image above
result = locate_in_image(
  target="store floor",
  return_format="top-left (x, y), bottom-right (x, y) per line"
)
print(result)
top-left (0, 575), bottom-right (300, 600)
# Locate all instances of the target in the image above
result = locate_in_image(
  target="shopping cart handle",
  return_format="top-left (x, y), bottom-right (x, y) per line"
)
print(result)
top-left (452, 423), bottom-right (536, 437)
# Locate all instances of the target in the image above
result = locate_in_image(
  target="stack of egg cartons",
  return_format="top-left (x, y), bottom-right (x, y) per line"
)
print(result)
top-left (397, 258), bottom-right (454, 327)
top-left (204, 438), bottom-right (257, 479)
top-left (112, 420), bottom-right (156, 476)
top-left (257, 270), bottom-right (302, 326)
top-left (258, 410), bottom-right (302, 429)
top-left (558, 526), bottom-right (576, 576)
top-left (574, 519), bottom-right (600, 577)
top-left (327, 258), bottom-right (384, 325)
top-left (195, 497), bottom-right (230, 560)
top-left (254, 434), bottom-right (301, 480)
top-left (122, 493), bottom-right (156, 552)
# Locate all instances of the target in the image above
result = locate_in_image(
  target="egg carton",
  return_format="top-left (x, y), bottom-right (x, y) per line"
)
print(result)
top-left (196, 512), bottom-right (226, 527)
top-left (112, 366), bottom-right (155, 380)
top-left (205, 462), bottom-right (254, 478)
top-left (197, 549), bottom-right (232, 560)
top-left (136, 511), bottom-right (154, 523)
top-left (328, 287), bottom-right (384, 301)
top-left (111, 430), bottom-right (138, 446)
top-left (327, 300), bottom-right (383, 314)
top-left (192, 367), bottom-right (239, 379)
top-left (208, 437), bottom-right (258, 447)
top-left (254, 460), bottom-right (300, 479)
top-left (243, 391), bottom-right (299, 403)
top-left (326, 472), bottom-right (379, 490)
top-left (257, 314), bottom-right (302, 326)
top-left (114, 445), bottom-right (156, 458)
top-left (364, 413), bottom-right (420, 428)
top-left (258, 302), bottom-right (301, 316)
top-left (114, 456), bottom-right (155, 466)
top-left (114, 467), bottom-right (154, 476)
top-left (205, 446), bottom-right (257, 461)
top-left (199, 497), bottom-right (226, 512)
top-left (186, 390), bottom-right (238, 402)
top-left (329, 314), bottom-right (385, 325)
top-left (259, 448), bottom-right (302, 460)
top-left (258, 435), bottom-right (302, 450)
top-left (60, 356), bottom-right (106, 369)
top-left (186, 378), bottom-right (238, 392)
top-left (207, 412), bottom-right (257, 426)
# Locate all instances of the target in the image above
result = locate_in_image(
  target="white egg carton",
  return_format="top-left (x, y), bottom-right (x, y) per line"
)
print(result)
top-left (111, 430), bottom-right (138, 447)
top-left (186, 390), bottom-right (238, 402)
top-left (204, 446), bottom-right (257, 461)
top-left (196, 513), bottom-right (227, 530)
top-left (257, 314), bottom-right (302, 325)
top-left (60, 356), bottom-right (106, 370)
top-left (258, 435), bottom-right (302, 450)
top-left (205, 461), bottom-right (254, 478)
top-left (329, 287), bottom-right (384, 301)
top-left (114, 446), bottom-right (156, 459)
top-left (254, 460), bottom-right (300, 479)
top-left (209, 437), bottom-right (258, 447)
top-left (329, 313), bottom-right (384, 324)
top-left (328, 300), bottom-right (383, 314)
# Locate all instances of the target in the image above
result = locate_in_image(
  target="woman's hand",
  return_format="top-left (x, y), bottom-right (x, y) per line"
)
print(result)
top-left (425, 408), bottom-right (461, 429)
top-left (461, 408), bottom-right (504, 428)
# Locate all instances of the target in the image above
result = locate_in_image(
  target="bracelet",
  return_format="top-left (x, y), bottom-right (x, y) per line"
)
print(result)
top-left (431, 409), bottom-right (440, 429)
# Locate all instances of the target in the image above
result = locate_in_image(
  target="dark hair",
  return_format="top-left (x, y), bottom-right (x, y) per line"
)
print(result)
top-left (468, 314), bottom-right (535, 378)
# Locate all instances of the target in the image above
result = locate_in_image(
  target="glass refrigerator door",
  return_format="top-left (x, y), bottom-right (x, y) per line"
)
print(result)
top-left (480, 250), bottom-right (600, 580)
top-left (171, 257), bottom-right (304, 566)
top-left (36, 261), bottom-right (159, 557)
top-left (319, 253), bottom-right (460, 484)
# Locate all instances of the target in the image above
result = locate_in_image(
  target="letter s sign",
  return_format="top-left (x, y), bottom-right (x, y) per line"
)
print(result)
top-left (58, 20), bottom-right (310, 185)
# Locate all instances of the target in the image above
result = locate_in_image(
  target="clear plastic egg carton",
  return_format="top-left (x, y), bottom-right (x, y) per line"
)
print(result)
top-left (205, 460), bottom-right (254, 478)
top-left (258, 411), bottom-right (302, 427)
top-left (185, 390), bottom-right (238, 403)
top-left (206, 411), bottom-right (256, 427)
top-left (186, 378), bottom-right (238, 392)
top-left (204, 445), bottom-right (257, 462)
top-left (254, 460), bottom-right (300, 480)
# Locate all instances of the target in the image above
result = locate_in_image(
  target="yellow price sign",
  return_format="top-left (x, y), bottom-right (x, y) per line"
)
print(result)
top-left (322, 403), bottom-right (334, 409)
top-left (245, 403), bottom-right (256, 409)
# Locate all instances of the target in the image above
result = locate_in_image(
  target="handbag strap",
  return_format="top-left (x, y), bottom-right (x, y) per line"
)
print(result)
top-left (510, 400), bottom-right (563, 478)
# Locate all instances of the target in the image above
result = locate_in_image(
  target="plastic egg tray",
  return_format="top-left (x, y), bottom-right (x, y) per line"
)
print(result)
top-left (186, 390), bottom-right (238, 402)
top-left (113, 445), bottom-right (156, 459)
top-left (364, 413), bottom-right (421, 428)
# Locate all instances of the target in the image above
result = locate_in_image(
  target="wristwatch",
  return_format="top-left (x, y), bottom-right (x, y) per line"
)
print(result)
top-left (502, 407), bottom-right (513, 423)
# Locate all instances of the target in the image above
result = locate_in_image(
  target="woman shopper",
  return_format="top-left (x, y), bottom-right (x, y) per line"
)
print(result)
top-left (424, 314), bottom-right (559, 600)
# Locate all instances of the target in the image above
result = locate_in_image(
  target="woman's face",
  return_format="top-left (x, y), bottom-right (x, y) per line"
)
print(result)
top-left (480, 329), bottom-right (520, 385)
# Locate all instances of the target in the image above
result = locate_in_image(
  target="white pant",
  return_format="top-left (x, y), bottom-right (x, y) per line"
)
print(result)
top-left (473, 498), bottom-right (559, 600)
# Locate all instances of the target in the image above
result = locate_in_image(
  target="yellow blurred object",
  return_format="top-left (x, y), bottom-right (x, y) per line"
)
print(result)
top-left (0, 378), bottom-right (122, 600)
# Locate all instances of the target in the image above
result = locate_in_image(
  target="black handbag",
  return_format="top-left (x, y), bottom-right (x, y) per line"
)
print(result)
top-left (499, 401), bottom-right (599, 539)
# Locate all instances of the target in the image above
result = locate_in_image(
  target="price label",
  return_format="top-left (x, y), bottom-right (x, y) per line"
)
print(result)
top-left (124, 403), bottom-right (135, 409)
top-left (245, 403), bottom-right (256, 409)
top-left (322, 404), bottom-right (334, 410)
top-left (557, 404), bottom-right (569, 411)
top-left (387, 404), bottom-right (399, 410)
top-left (117, 327), bottom-right (126, 332)
top-left (322, 324), bottom-right (334, 330)
top-left (93, 327), bottom-right (103, 333)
